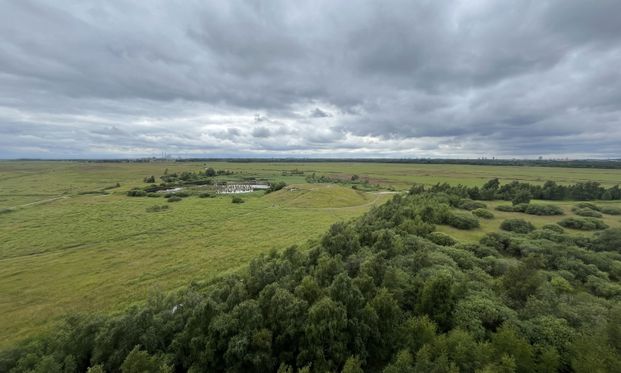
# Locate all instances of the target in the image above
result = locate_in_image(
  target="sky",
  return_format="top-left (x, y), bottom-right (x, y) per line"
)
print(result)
top-left (1, 0), bottom-right (620, 159)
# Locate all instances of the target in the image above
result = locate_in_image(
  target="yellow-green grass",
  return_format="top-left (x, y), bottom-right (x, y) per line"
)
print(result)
top-left (0, 182), bottom-right (392, 348)
top-left (436, 200), bottom-right (621, 242)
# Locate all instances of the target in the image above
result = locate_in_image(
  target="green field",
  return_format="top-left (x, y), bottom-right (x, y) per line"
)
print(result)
top-left (1, 160), bottom-right (621, 349)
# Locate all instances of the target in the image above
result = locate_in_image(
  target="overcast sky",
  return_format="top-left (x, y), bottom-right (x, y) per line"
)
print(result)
top-left (1, 0), bottom-right (620, 159)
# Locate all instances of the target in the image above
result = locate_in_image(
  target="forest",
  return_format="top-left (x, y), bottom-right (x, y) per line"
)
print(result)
top-left (1, 186), bottom-right (620, 373)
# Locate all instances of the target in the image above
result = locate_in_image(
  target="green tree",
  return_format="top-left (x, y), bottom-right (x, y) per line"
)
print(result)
top-left (121, 346), bottom-right (171, 373)
top-left (416, 272), bottom-right (456, 331)
top-left (342, 355), bottom-right (364, 373)
top-left (512, 190), bottom-right (532, 205)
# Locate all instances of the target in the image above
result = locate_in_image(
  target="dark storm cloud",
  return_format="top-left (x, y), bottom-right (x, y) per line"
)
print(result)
top-left (0, 0), bottom-right (620, 158)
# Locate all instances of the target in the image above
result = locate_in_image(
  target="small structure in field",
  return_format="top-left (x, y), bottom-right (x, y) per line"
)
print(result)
top-left (217, 183), bottom-right (269, 194)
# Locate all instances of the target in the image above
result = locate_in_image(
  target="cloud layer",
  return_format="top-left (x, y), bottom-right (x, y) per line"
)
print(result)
top-left (1, 0), bottom-right (620, 158)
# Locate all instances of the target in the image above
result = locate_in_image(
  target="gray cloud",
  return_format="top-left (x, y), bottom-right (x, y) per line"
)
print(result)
top-left (0, 0), bottom-right (620, 158)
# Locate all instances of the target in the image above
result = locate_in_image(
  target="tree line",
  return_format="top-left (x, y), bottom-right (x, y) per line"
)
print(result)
top-left (425, 179), bottom-right (621, 202)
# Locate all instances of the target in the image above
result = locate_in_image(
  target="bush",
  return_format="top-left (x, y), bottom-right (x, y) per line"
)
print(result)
top-left (427, 232), bottom-right (458, 246)
top-left (600, 206), bottom-right (621, 215)
top-left (524, 204), bottom-right (564, 216)
top-left (472, 208), bottom-right (494, 219)
top-left (557, 217), bottom-right (608, 231)
top-left (199, 192), bottom-right (215, 198)
top-left (0, 208), bottom-right (14, 214)
top-left (542, 224), bottom-right (564, 233)
top-left (590, 228), bottom-right (621, 252)
top-left (167, 196), bottom-right (182, 203)
top-left (459, 200), bottom-right (487, 211)
top-left (572, 207), bottom-right (603, 218)
top-left (445, 212), bottom-right (480, 230)
top-left (146, 205), bottom-right (170, 213)
top-left (495, 205), bottom-right (515, 212)
top-left (512, 203), bottom-right (529, 213)
top-left (266, 181), bottom-right (287, 194)
top-left (500, 219), bottom-right (535, 234)
top-left (127, 189), bottom-right (147, 197)
top-left (146, 193), bottom-right (161, 198)
top-left (231, 196), bottom-right (245, 204)
top-left (575, 202), bottom-right (600, 211)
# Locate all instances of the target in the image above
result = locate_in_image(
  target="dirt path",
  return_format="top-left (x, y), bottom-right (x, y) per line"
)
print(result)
top-left (7, 196), bottom-right (69, 210)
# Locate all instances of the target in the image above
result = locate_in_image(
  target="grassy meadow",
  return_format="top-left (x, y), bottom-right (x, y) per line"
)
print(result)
top-left (1, 160), bottom-right (621, 348)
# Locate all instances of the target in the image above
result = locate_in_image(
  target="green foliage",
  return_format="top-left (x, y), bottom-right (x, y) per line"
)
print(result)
top-left (558, 217), bottom-right (608, 231)
top-left (205, 167), bottom-right (216, 177)
top-left (167, 196), bottom-right (182, 203)
top-left (512, 190), bottom-right (533, 205)
top-left (445, 212), bottom-right (480, 230)
top-left (573, 207), bottom-right (603, 218)
top-left (542, 224), bottom-right (564, 233)
top-left (500, 218), bottom-right (535, 234)
top-left (525, 204), bottom-right (564, 216)
top-left (145, 205), bottom-right (170, 213)
top-left (472, 208), bottom-right (494, 219)
top-left (416, 272), bottom-right (456, 331)
top-left (266, 181), bottom-right (287, 194)
top-left (427, 232), bottom-right (458, 246)
top-left (600, 206), bottom-right (621, 215)
top-left (495, 205), bottom-right (515, 212)
top-left (121, 346), bottom-right (171, 373)
top-left (590, 228), bottom-right (621, 252)
top-left (231, 196), bottom-right (245, 204)
top-left (459, 200), bottom-right (487, 211)
top-left (127, 189), bottom-right (147, 197)
top-left (575, 202), bottom-right (600, 211)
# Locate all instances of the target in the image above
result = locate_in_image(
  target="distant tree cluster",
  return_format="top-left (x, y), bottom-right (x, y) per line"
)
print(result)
top-left (423, 179), bottom-right (621, 201)
top-left (2, 191), bottom-right (621, 372)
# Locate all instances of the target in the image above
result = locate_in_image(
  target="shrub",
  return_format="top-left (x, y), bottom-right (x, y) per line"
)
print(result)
top-left (590, 228), bottom-right (621, 252)
top-left (600, 206), bottom-right (621, 215)
top-left (500, 219), bottom-right (535, 234)
top-left (575, 202), bottom-right (600, 211)
top-left (427, 232), bottom-right (458, 246)
top-left (472, 208), bottom-right (494, 219)
top-left (146, 193), bottom-right (161, 198)
top-left (231, 196), bottom-right (245, 204)
top-left (445, 212), bottom-right (480, 230)
top-left (459, 200), bottom-right (487, 211)
top-left (146, 205), bottom-right (170, 213)
top-left (167, 196), bottom-right (182, 203)
top-left (0, 208), bottom-right (14, 214)
top-left (542, 224), bottom-right (564, 233)
top-left (127, 189), bottom-right (147, 197)
top-left (572, 207), bottom-right (603, 218)
top-left (512, 203), bottom-right (529, 213)
top-left (266, 181), bottom-right (287, 194)
top-left (524, 204), bottom-right (564, 216)
top-left (495, 205), bottom-right (515, 212)
top-left (557, 217), bottom-right (608, 231)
